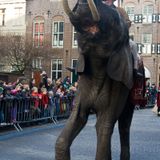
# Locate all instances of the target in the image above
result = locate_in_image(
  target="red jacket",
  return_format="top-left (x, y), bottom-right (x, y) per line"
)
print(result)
top-left (31, 92), bottom-right (41, 108)
top-left (41, 93), bottom-right (49, 107)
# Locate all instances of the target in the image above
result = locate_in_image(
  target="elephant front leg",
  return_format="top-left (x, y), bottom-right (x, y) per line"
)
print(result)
top-left (95, 115), bottom-right (115, 160)
top-left (55, 99), bottom-right (89, 160)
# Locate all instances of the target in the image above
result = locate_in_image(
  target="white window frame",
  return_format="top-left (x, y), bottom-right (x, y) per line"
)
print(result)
top-left (33, 18), bottom-right (45, 47)
top-left (143, 5), bottom-right (153, 24)
top-left (32, 58), bottom-right (42, 69)
top-left (51, 59), bottom-right (63, 80)
top-left (142, 34), bottom-right (152, 54)
top-left (125, 6), bottom-right (135, 22)
top-left (14, 7), bottom-right (23, 26)
top-left (72, 27), bottom-right (78, 48)
top-left (52, 21), bottom-right (64, 48)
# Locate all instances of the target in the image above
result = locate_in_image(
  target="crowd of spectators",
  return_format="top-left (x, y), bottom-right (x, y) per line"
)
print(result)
top-left (0, 71), bottom-right (78, 124)
top-left (0, 72), bottom-right (78, 100)
top-left (145, 83), bottom-right (157, 105)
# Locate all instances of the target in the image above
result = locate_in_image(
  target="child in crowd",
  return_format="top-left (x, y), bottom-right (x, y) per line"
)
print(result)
top-left (31, 87), bottom-right (41, 114)
top-left (41, 87), bottom-right (49, 117)
top-left (48, 90), bottom-right (57, 123)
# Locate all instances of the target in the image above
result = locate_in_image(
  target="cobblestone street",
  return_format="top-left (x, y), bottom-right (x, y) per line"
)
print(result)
top-left (0, 108), bottom-right (160, 160)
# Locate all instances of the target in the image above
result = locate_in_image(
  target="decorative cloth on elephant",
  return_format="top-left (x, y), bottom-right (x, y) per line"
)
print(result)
top-left (130, 62), bottom-right (146, 105)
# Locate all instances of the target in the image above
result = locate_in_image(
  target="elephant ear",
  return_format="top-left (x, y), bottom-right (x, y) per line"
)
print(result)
top-left (106, 47), bottom-right (133, 89)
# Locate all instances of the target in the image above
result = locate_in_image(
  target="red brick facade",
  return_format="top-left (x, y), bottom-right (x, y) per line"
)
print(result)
top-left (26, 0), bottom-right (160, 86)
top-left (26, 0), bottom-right (78, 82)
top-left (121, 0), bottom-right (160, 86)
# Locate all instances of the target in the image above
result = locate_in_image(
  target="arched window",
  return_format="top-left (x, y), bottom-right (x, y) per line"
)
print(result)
top-left (33, 16), bottom-right (45, 47)
top-left (52, 19), bottom-right (64, 48)
top-left (125, 5), bottom-right (135, 22)
top-left (143, 4), bottom-right (153, 24)
top-left (142, 33), bottom-right (152, 54)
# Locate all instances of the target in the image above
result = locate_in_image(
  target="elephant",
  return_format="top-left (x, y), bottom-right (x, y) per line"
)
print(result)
top-left (55, 0), bottom-right (137, 160)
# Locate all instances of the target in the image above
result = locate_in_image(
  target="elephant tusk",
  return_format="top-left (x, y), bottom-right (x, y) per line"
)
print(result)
top-left (62, 0), bottom-right (74, 18)
top-left (87, 0), bottom-right (100, 22)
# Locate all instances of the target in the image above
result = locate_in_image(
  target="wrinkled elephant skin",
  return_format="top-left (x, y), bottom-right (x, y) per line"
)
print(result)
top-left (55, 0), bottom-right (134, 160)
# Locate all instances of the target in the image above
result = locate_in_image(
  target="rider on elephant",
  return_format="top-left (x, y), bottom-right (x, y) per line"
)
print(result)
top-left (103, 0), bottom-right (143, 77)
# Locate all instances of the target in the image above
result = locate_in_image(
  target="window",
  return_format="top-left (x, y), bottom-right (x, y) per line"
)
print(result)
top-left (52, 21), bottom-right (64, 47)
top-left (14, 7), bottom-right (23, 26)
top-left (137, 43), bottom-right (143, 54)
top-left (143, 5), bottom-right (153, 23)
top-left (158, 14), bottom-right (160, 23)
top-left (142, 34), bottom-right (152, 54)
top-left (51, 59), bottom-right (62, 80)
top-left (158, 44), bottom-right (160, 54)
top-left (152, 14), bottom-right (157, 23)
top-left (0, 9), bottom-right (5, 26)
top-left (151, 44), bottom-right (157, 54)
top-left (33, 17), bottom-right (44, 47)
top-left (125, 6), bottom-right (134, 22)
top-left (32, 58), bottom-right (42, 69)
top-left (72, 27), bottom-right (78, 47)
top-left (134, 14), bottom-right (143, 23)
top-left (0, 63), bottom-right (5, 72)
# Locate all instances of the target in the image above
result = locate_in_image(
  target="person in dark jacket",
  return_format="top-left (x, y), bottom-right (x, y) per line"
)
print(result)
top-left (0, 87), bottom-right (4, 123)
top-left (39, 71), bottom-right (48, 89)
top-left (156, 87), bottom-right (160, 116)
top-left (102, 0), bottom-right (142, 77)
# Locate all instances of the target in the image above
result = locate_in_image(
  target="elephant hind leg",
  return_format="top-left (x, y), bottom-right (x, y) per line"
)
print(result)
top-left (118, 101), bottom-right (134, 160)
top-left (55, 105), bottom-right (89, 160)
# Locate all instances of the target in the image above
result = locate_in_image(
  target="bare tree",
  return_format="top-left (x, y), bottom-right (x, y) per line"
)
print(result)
top-left (0, 33), bottom-right (52, 74)
top-left (0, 34), bottom-right (35, 73)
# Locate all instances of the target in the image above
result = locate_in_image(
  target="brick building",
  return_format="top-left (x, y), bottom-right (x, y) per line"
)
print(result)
top-left (26, 0), bottom-right (160, 85)
top-left (0, 0), bottom-right (159, 86)
top-left (120, 0), bottom-right (160, 86)
top-left (26, 0), bottom-right (78, 83)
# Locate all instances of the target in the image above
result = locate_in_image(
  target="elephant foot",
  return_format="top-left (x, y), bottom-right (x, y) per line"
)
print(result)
top-left (55, 138), bottom-right (70, 160)
top-left (120, 147), bottom-right (130, 160)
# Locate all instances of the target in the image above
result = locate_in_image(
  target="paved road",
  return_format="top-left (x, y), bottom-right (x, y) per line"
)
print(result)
top-left (0, 108), bottom-right (160, 160)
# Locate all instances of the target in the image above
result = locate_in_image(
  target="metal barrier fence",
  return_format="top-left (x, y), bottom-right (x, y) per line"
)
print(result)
top-left (0, 95), bottom-right (74, 131)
